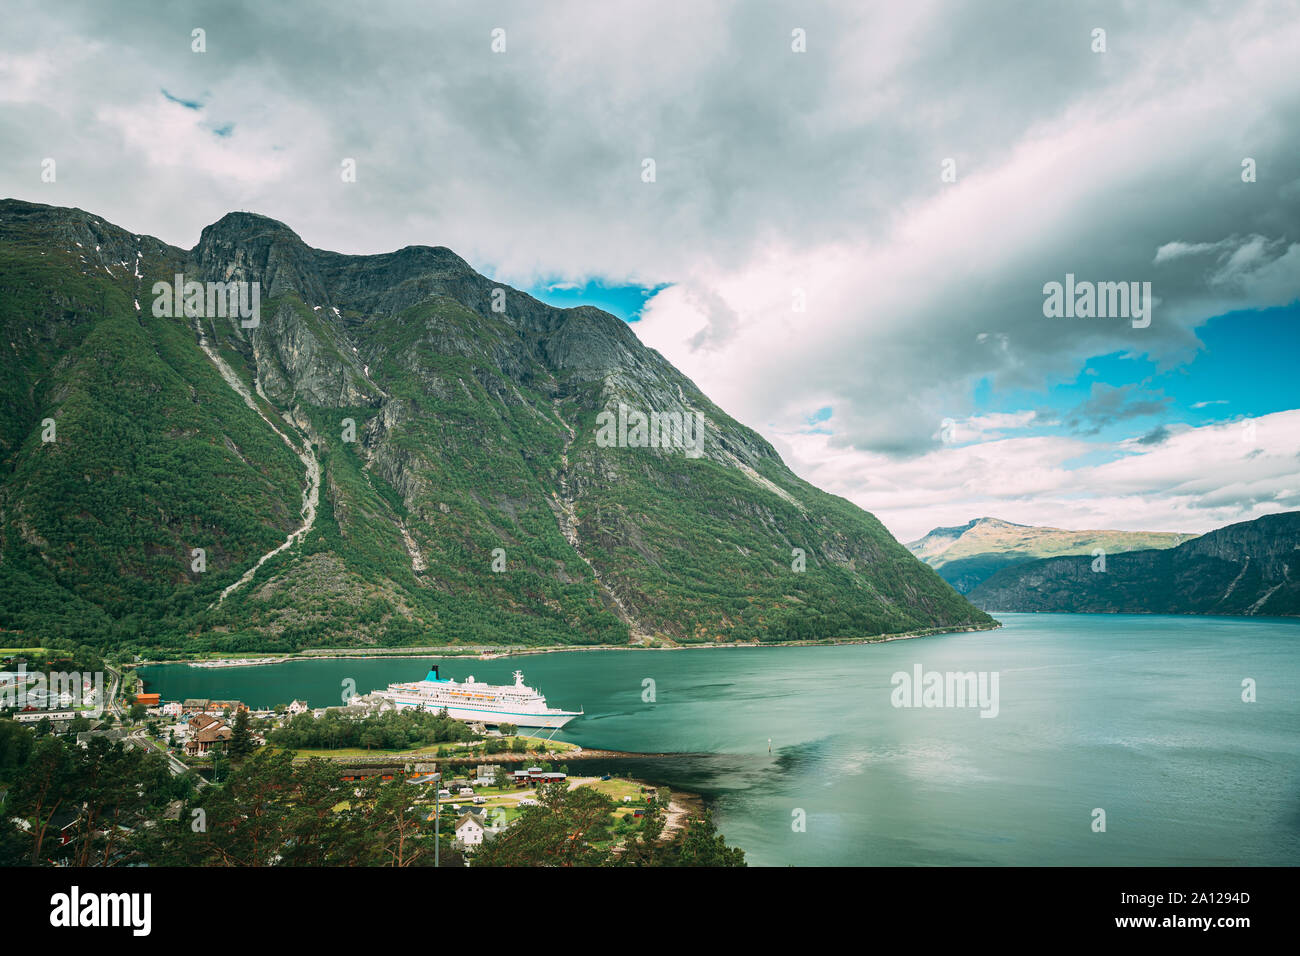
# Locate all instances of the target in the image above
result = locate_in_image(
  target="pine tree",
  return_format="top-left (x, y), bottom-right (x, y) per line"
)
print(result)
top-left (228, 708), bottom-right (254, 759)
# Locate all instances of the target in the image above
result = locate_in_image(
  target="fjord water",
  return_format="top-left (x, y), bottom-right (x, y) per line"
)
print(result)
top-left (137, 614), bottom-right (1300, 866)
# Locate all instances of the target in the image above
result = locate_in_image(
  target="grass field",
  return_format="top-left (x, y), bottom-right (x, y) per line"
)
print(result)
top-left (288, 775), bottom-right (660, 837)
top-left (277, 735), bottom-right (579, 761)
top-left (514, 735), bottom-right (579, 753)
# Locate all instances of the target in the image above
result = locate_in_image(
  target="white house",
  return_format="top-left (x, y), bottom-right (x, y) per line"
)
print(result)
top-left (13, 710), bottom-right (77, 723)
top-left (160, 701), bottom-right (183, 718)
top-left (455, 812), bottom-right (486, 847)
top-left (287, 700), bottom-right (309, 717)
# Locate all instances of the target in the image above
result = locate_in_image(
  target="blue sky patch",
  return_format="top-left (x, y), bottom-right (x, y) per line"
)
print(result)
top-left (972, 304), bottom-right (1299, 446)
top-left (161, 88), bottom-right (204, 110)
top-left (525, 279), bottom-right (667, 323)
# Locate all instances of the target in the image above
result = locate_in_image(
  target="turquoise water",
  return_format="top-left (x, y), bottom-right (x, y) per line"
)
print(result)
top-left (137, 614), bottom-right (1300, 866)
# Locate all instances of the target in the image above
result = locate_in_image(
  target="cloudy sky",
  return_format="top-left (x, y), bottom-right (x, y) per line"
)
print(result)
top-left (3, 0), bottom-right (1298, 541)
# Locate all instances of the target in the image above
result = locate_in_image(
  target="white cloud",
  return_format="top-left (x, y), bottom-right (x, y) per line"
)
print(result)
top-left (3, 0), bottom-right (1298, 541)
top-left (774, 410), bottom-right (1300, 541)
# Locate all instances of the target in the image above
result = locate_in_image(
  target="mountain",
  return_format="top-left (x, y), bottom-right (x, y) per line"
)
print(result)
top-left (967, 512), bottom-right (1300, 616)
top-left (0, 199), bottom-right (994, 654)
top-left (907, 517), bottom-right (1197, 593)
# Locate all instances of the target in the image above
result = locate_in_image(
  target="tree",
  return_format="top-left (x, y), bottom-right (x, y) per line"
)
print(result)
top-left (617, 794), bottom-right (668, 866)
top-left (472, 784), bottom-right (615, 867)
top-left (228, 709), bottom-right (254, 759)
top-left (346, 777), bottom-right (438, 867)
top-left (673, 811), bottom-right (746, 867)
top-left (170, 748), bottom-right (299, 866)
top-left (0, 720), bottom-right (34, 772)
top-left (1, 733), bottom-right (176, 867)
top-left (4, 736), bottom-right (72, 864)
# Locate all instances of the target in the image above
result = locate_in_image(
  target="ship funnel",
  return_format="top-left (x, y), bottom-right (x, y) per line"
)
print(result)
top-left (424, 666), bottom-right (440, 682)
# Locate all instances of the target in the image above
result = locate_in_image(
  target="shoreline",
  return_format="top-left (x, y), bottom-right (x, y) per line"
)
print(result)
top-left (134, 620), bottom-right (1002, 668)
top-left (274, 746), bottom-right (693, 767)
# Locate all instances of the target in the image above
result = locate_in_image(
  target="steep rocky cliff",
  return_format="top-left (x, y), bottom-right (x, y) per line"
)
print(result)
top-left (0, 199), bottom-right (993, 653)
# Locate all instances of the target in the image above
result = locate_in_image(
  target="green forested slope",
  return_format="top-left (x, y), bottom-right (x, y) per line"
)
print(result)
top-left (0, 200), bottom-right (992, 653)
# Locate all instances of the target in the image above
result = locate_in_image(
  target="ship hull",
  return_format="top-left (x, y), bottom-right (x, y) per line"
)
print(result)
top-left (389, 696), bottom-right (580, 729)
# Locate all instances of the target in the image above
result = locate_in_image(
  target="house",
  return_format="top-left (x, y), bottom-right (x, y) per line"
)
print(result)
top-left (13, 710), bottom-right (77, 724)
top-left (455, 812), bottom-right (486, 847)
top-left (510, 768), bottom-right (566, 787)
top-left (286, 700), bottom-right (309, 717)
top-left (339, 693), bottom-right (397, 716)
top-left (181, 698), bottom-right (246, 715)
top-left (134, 693), bottom-right (161, 707)
top-left (75, 728), bottom-right (128, 748)
top-left (160, 702), bottom-right (183, 718)
top-left (339, 766), bottom-right (403, 782)
top-left (186, 723), bottom-right (232, 756)
top-left (52, 808), bottom-right (80, 846)
top-left (184, 714), bottom-right (232, 756)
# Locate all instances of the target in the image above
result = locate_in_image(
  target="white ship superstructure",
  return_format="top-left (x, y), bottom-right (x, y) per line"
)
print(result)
top-left (371, 667), bottom-right (582, 729)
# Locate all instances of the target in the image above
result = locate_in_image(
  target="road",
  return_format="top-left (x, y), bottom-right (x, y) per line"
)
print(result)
top-left (102, 663), bottom-right (124, 718)
top-left (107, 662), bottom-right (207, 788)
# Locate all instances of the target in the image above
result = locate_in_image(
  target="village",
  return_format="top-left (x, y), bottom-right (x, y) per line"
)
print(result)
top-left (5, 675), bottom-right (684, 860)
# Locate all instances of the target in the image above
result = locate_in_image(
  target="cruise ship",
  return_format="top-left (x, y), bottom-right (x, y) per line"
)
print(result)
top-left (371, 667), bottom-right (582, 729)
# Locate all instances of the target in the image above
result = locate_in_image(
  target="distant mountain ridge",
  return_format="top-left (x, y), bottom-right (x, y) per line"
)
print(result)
top-left (0, 199), bottom-right (993, 653)
top-left (968, 511), bottom-right (1300, 616)
top-left (907, 516), bottom-right (1197, 593)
